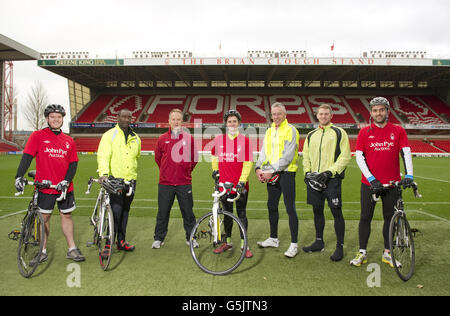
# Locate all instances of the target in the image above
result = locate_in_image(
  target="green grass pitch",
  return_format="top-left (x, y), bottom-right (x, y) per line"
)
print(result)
top-left (0, 154), bottom-right (449, 296)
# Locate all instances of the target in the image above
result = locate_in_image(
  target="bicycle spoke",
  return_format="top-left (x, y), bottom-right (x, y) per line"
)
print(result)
top-left (190, 210), bottom-right (247, 276)
top-left (390, 213), bottom-right (415, 281)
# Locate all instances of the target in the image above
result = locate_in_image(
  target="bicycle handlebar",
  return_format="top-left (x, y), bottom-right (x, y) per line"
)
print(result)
top-left (372, 180), bottom-right (421, 202)
top-left (212, 182), bottom-right (241, 202)
top-left (15, 180), bottom-right (67, 201)
top-left (86, 177), bottom-right (133, 196)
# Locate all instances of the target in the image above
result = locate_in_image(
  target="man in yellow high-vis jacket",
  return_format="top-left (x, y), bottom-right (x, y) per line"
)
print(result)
top-left (302, 104), bottom-right (351, 261)
top-left (256, 102), bottom-right (300, 258)
top-left (97, 109), bottom-right (141, 252)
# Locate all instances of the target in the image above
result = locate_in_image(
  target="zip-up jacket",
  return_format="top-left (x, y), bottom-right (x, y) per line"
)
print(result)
top-left (155, 128), bottom-right (198, 186)
top-left (256, 119), bottom-right (300, 173)
top-left (302, 123), bottom-right (351, 177)
top-left (97, 124), bottom-right (141, 181)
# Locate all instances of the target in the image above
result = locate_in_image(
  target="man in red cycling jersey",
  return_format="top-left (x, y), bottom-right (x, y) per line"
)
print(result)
top-left (350, 97), bottom-right (414, 268)
top-left (211, 110), bottom-right (254, 258)
top-left (15, 104), bottom-right (85, 263)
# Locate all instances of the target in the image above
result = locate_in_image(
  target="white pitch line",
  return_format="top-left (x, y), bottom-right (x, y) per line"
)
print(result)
top-left (0, 209), bottom-right (27, 219)
top-left (413, 175), bottom-right (450, 183)
top-left (409, 209), bottom-right (450, 224)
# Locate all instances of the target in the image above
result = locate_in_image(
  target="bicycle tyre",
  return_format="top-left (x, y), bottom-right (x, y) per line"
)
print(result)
top-left (389, 212), bottom-right (415, 281)
top-left (17, 209), bottom-right (45, 278)
top-left (189, 210), bottom-right (248, 276)
top-left (98, 204), bottom-right (115, 271)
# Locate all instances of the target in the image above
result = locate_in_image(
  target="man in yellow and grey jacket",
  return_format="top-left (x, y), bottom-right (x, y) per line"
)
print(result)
top-left (302, 104), bottom-right (351, 261)
top-left (255, 102), bottom-right (300, 258)
top-left (97, 109), bottom-right (141, 252)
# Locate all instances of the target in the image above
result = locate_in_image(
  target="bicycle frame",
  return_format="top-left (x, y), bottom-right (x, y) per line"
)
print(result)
top-left (210, 182), bottom-right (240, 245)
top-left (15, 174), bottom-right (66, 278)
top-left (86, 177), bottom-right (133, 245)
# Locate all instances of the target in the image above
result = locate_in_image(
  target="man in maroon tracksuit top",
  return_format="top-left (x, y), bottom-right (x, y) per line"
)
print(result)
top-left (152, 109), bottom-right (199, 249)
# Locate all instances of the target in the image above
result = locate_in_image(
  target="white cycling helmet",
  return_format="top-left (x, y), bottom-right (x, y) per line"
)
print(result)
top-left (369, 97), bottom-right (390, 110)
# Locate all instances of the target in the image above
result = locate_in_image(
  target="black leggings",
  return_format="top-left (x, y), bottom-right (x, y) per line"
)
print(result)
top-left (220, 191), bottom-right (248, 240)
top-left (109, 191), bottom-right (135, 243)
top-left (312, 204), bottom-right (345, 245)
top-left (266, 172), bottom-right (298, 243)
top-left (359, 183), bottom-right (399, 250)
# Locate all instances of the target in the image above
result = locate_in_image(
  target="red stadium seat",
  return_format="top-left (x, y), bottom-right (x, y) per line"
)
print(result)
top-left (307, 95), bottom-right (357, 124)
top-left (75, 94), bottom-right (449, 127)
top-left (76, 95), bottom-right (115, 122)
top-left (430, 140), bottom-right (450, 153)
top-left (392, 96), bottom-right (445, 125)
top-left (0, 141), bottom-right (19, 152)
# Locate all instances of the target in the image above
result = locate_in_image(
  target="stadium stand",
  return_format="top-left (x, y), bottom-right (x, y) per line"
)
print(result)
top-left (0, 140), bottom-right (19, 152)
top-left (145, 95), bottom-right (188, 123)
top-left (76, 95), bottom-right (115, 122)
top-left (407, 140), bottom-right (445, 153)
top-left (307, 95), bottom-right (356, 123)
top-left (78, 94), bottom-right (448, 126)
top-left (101, 95), bottom-right (151, 123)
top-left (391, 96), bottom-right (445, 125)
top-left (269, 95), bottom-right (311, 123)
top-left (186, 95), bottom-right (227, 123)
top-left (418, 96), bottom-right (450, 123)
top-left (430, 139), bottom-right (450, 153)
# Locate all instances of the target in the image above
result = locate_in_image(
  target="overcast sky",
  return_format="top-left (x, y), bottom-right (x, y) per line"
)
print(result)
top-left (1, 0), bottom-right (449, 131)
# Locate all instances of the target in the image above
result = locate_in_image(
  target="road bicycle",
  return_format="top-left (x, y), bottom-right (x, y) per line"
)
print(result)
top-left (373, 179), bottom-right (421, 281)
top-left (85, 176), bottom-right (132, 271)
top-left (14, 171), bottom-right (66, 278)
top-left (189, 182), bottom-right (248, 276)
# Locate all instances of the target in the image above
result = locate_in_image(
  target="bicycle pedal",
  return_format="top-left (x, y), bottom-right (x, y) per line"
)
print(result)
top-left (86, 241), bottom-right (94, 247)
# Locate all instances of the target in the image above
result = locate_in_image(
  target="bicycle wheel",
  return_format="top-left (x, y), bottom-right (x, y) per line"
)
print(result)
top-left (190, 210), bottom-right (248, 276)
top-left (98, 205), bottom-right (115, 271)
top-left (389, 212), bottom-right (415, 281)
top-left (17, 209), bottom-right (45, 278)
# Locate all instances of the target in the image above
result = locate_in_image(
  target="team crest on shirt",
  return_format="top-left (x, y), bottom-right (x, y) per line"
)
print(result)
top-left (66, 142), bottom-right (70, 149)
top-left (390, 133), bottom-right (395, 141)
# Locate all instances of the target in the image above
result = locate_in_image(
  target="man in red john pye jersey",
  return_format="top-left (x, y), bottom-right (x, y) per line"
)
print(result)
top-left (15, 104), bottom-right (85, 263)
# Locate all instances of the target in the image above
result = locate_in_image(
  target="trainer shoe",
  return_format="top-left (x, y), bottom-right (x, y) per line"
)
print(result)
top-left (284, 243), bottom-right (298, 258)
top-left (241, 247), bottom-right (253, 258)
top-left (117, 240), bottom-right (135, 252)
top-left (302, 239), bottom-right (325, 253)
top-left (382, 251), bottom-right (402, 268)
top-left (152, 240), bottom-right (164, 249)
top-left (66, 248), bottom-right (85, 262)
top-left (186, 239), bottom-right (199, 248)
top-left (29, 252), bottom-right (48, 267)
top-left (350, 251), bottom-right (368, 267)
top-left (214, 242), bottom-right (233, 254)
top-left (257, 237), bottom-right (280, 248)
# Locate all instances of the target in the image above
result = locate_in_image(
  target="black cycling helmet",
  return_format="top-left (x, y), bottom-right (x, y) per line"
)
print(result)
top-left (102, 177), bottom-right (126, 195)
top-left (44, 104), bottom-right (66, 117)
top-left (305, 172), bottom-right (327, 192)
top-left (369, 97), bottom-right (390, 110)
top-left (223, 109), bottom-right (241, 123)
